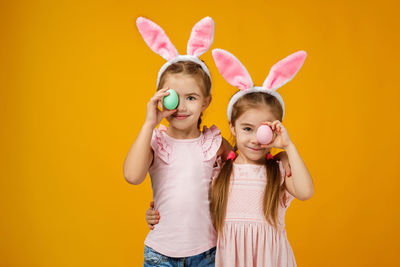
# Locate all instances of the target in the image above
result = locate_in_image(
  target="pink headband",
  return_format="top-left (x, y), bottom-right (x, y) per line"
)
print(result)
top-left (136, 17), bottom-right (215, 89)
top-left (212, 49), bottom-right (307, 121)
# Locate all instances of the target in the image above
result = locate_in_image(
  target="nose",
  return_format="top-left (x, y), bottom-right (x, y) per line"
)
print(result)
top-left (176, 95), bottom-right (186, 112)
top-left (250, 131), bottom-right (259, 144)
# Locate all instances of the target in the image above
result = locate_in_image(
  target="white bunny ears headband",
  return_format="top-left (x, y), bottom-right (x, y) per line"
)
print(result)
top-left (136, 17), bottom-right (215, 89)
top-left (212, 49), bottom-right (307, 121)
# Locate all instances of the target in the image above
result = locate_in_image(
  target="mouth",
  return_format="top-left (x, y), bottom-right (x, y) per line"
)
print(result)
top-left (172, 114), bottom-right (190, 120)
top-left (247, 146), bottom-right (264, 152)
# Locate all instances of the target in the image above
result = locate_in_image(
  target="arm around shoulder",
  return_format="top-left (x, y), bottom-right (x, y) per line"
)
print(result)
top-left (217, 137), bottom-right (233, 160)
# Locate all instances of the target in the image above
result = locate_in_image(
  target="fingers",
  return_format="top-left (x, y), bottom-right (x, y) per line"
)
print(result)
top-left (269, 120), bottom-right (280, 131)
top-left (156, 87), bottom-right (170, 95)
top-left (146, 208), bottom-right (160, 225)
top-left (146, 208), bottom-right (159, 217)
top-left (146, 210), bottom-right (160, 230)
top-left (153, 88), bottom-right (178, 116)
top-left (260, 121), bottom-right (281, 135)
top-left (260, 120), bottom-right (282, 128)
top-left (156, 89), bottom-right (170, 109)
top-left (261, 121), bottom-right (272, 126)
top-left (147, 208), bottom-right (161, 230)
top-left (152, 90), bottom-right (170, 101)
top-left (147, 217), bottom-right (160, 225)
top-left (158, 87), bottom-right (170, 93)
top-left (149, 88), bottom-right (171, 106)
top-left (149, 201), bottom-right (154, 209)
top-left (146, 210), bottom-right (160, 219)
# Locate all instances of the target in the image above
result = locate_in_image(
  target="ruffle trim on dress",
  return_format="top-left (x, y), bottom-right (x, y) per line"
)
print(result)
top-left (201, 125), bottom-right (222, 161)
top-left (151, 126), bottom-right (172, 164)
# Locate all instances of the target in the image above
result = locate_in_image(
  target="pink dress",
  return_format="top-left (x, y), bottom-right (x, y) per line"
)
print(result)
top-left (216, 162), bottom-right (296, 267)
top-left (145, 125), bottom-right (221, 257)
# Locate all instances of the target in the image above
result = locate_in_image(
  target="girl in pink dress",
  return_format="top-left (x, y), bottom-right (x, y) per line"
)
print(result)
top-left (210, 49), bottom-right (314, 267)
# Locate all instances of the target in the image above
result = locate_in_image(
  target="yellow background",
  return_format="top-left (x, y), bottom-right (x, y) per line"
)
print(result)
top-left (1, 0), bottom-right (399, 266)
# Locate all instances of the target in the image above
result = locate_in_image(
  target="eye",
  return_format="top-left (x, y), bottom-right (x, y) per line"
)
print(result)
top-left (243, 127), bottom-right (252, 132)
top-left (187, 96), bottom-right (196, 101)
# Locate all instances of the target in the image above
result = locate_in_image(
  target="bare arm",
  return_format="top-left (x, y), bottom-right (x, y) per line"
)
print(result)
top-left (262, 120), bottom-right (314, 200)
top-left (123, 88), bottom-right (176, 185)
top-left (282, 143), bottom-right (314, 200)
top-left (123, 122), bottom-right (154, 185)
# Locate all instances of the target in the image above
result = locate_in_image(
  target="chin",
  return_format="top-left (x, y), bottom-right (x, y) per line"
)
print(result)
top-left (239, 153), bottom-right (264, 164)
top-left (169, 120), bottom-right (196, 131)
top-left (248, 153), bottom-right (267, 163)
top-left (252, 156), bottom-right (266, 163)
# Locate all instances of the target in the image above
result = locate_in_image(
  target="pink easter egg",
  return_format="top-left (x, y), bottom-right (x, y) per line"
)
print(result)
top-left (256, 125), bottom-right (273, 145)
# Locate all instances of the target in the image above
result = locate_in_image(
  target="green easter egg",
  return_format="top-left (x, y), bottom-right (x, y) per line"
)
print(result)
top-left (163, 89), bottom-right (179, 110)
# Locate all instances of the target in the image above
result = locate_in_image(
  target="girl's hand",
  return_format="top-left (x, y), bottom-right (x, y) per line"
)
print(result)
top-left (145, 88), bottom-right (177, 128)
top-left (261, 121), bottom-right (292, 150)
top-left (145, 201), bottom-right (160, 230)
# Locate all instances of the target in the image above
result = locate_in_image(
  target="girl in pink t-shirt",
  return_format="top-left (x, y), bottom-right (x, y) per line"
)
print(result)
top-left (124, 17), bottom-right (231, 266)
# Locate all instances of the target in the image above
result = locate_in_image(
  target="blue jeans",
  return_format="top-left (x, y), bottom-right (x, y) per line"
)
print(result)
top-left (143, 246), bottom-right (215, 267)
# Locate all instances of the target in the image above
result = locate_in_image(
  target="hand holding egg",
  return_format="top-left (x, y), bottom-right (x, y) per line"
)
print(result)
top-left (163, 89), bottom-right (179, 110)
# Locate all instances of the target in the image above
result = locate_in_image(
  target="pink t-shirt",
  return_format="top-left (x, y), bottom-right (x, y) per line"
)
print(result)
top-left (144, 125), bottom-right (222, 257)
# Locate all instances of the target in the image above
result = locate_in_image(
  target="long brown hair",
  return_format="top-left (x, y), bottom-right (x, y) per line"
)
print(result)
top-left (210, 92), bottom-right (286, 233)
top-left (158, 61), bottom-right (212, 129)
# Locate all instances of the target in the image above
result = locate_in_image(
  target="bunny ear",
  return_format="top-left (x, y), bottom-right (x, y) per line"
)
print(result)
top-left (212, 49), bottom-right (253, 90)
top-left (263, 51), bottom-right (307, 91)
top-left (136, 17), bottom-right (179, 61)
top-left (187, 17), bottom-right (215, 57)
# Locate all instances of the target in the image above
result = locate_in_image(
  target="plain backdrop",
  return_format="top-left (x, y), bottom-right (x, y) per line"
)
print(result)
top-left (1, 0), bottom-right (399, 266)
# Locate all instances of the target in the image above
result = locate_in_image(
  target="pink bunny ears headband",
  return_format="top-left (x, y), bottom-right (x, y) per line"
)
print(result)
top-left (212, 49), bottom-right (307, 121)
top-left (136, 17), bottom-right (215, 89)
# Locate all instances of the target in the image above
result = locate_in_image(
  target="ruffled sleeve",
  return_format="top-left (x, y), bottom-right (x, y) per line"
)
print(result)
top-left (201, 125), bottom-right (222, 161)
top-left (278, 161), bottom-right (295, 208)
top-left (150, 126), bottom-right (172, 164)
